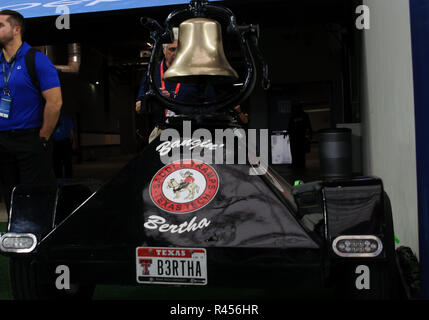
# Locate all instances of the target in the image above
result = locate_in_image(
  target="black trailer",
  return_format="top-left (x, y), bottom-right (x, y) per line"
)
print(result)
top-left (0, 0), bottom-right (404, 300)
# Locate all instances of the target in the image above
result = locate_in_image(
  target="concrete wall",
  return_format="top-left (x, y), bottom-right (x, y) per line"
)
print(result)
top-left (361, 0), bottom-right (419, 255)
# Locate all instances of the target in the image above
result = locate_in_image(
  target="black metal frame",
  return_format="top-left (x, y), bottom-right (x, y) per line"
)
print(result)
top-left (140, 0), bottom-right (269, 116)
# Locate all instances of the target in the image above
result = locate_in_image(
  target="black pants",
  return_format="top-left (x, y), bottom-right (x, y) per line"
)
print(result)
top-left (53, 138), bottom-right (73, 179)
top-left (0, 128), bottom-right (55, 214)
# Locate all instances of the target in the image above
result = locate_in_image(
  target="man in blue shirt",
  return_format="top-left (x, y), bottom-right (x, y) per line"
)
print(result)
top-left (0, 10), bottom-right (62, 213)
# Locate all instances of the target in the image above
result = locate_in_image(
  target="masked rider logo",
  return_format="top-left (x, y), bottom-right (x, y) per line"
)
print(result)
top-left (149, 160), bottom-right (219, 214)
top-left (167, 171), bottom-right (200, 200)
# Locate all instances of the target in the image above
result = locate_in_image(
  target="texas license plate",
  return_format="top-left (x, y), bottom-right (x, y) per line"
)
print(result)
top-left (136, 247), bottom-right (207, 285)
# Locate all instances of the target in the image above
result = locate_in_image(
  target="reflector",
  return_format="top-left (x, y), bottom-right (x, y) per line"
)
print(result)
top-left (332, 235), bottom-right (383, 257)
top-left (0, 233), bottom-right (37, 253)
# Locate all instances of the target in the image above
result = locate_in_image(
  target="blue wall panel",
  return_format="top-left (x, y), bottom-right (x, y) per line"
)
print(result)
top-left (409, 0), bottom-right (429, 300)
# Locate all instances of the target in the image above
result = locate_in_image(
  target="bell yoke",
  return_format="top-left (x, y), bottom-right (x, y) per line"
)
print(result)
top-left (141, 0), bottom-right (268, 117)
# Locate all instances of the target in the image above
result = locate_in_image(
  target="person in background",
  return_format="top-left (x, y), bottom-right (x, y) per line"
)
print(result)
top-left (136, 39), bottom-right (179, 143)
top-left (52, 112), bottom-right (76, 178)
top-left (0, 10), bottom-right (62, 213)
top-left (136, 28), bottom-right (215, 143)
top-left (287, 102), bottom-right (312, 169)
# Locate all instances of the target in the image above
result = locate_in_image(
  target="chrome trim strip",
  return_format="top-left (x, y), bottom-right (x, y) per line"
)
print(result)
top-left (0, 233), bottom-right (37, 253)
top-left (40, 189), bottom-right (99, 245)
top-left (7, 186), bottom-right (17, 232)
top-left (332, 235), bottom-right (383, 258)
top-left (322, 188), bottom-right (329, 242)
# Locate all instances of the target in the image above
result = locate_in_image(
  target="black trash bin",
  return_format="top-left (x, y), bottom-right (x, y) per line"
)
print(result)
top-left (318, 128), bottom-right (352, 179)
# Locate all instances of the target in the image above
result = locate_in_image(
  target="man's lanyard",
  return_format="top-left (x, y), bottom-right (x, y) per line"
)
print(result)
top-left (160, 59), bottom-right (181, 96)
top-left (160, 59), bottom-right (180, 118)
top-left (2, 46), bottom-right (22, 96)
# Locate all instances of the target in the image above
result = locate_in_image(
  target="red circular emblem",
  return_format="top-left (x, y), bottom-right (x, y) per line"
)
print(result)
top-left (149, 160), bottom-right (219, 214)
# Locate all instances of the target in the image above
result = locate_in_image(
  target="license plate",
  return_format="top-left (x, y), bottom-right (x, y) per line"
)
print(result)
top-left (136, 247), bottom-right (207, 285)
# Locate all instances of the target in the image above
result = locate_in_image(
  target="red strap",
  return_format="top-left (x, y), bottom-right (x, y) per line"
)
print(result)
top-left (160, 60), bottom-right (180, 118)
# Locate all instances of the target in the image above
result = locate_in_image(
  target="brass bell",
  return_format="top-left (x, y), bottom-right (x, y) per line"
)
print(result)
top-left (163, 17), bottom-right (239, 83)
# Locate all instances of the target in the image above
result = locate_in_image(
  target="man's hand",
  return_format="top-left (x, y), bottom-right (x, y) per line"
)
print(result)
top-left (239, 112), bottom-right (249, 124)
top-left (39, 87), bottom-right (62, 140)
top-left (234, 105), bottom-right (242, 113)
top-left (160, 87), bottom-right (170, 98)
top-left (234, 105), bottom-right (249, 124)
top-left (136, 100), bottom-right (141, 113)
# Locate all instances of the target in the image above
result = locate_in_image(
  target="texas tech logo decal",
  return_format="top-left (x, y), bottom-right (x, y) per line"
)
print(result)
top-left (150, 160), bottom-right (219, 214)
